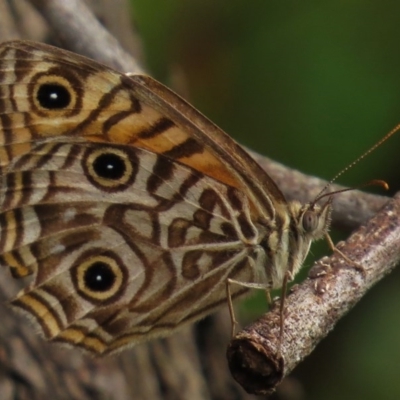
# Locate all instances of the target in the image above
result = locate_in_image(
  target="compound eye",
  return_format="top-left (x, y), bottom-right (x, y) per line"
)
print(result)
top-left (302, 210), bottom-right (318, 232)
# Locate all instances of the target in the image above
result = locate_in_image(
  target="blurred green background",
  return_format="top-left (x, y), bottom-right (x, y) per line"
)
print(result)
top-left (131, 1), bottom-right (400, 399)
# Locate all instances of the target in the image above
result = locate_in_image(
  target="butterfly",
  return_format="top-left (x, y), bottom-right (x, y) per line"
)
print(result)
top-left (0, 40), bottom-right (331, 355)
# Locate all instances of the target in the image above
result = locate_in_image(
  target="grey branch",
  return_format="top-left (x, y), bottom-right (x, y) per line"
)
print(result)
top-left (29, 0), bottom-right (144, 73)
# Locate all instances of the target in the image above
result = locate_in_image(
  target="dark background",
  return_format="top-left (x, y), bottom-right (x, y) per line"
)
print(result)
top-left (132, 1), bottom-right (400, 399)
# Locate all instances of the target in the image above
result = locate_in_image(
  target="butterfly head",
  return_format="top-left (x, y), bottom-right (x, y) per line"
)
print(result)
top-left (297, 198), bottom-right (332, 241)
top-left (283, 198), bottom-right (332, 278)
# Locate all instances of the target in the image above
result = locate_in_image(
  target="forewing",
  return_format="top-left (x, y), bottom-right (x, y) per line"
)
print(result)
top-left (0, 40), bottom-right (287, 219)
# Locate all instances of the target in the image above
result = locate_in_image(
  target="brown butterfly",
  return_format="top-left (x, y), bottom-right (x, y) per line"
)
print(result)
top-left (0, 40), bottom-right (331, 355)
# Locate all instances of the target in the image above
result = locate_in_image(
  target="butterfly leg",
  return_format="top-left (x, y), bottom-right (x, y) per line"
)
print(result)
top-left (325, 233), bottom-right (365, 275)
top-left (265, 289), bottom-right (272, 306)
top-left (226, 278), bottom-right (272, 337)
top-left (226, 278), bottom-right (239, 337)
top-left (279, 272), bottom-right (291, 343)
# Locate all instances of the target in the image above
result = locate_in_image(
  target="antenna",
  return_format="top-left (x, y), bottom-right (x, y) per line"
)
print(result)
top-left (314, 122), bottom-right (400, 200)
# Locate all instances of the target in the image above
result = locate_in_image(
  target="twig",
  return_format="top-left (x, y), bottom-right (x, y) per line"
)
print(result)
top-left (250, 150), bottom-right (389, 230)
top-left (0, 0), bottom-right (20, 40)
top-left (227, 193), bottom-right (400, 395)
top-left (28, 0), bottom-right (144, 73)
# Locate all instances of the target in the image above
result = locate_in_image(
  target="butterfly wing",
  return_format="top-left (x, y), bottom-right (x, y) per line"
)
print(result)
top-left (0, 40), bottom-right (289, 354)
top-left (0, 40), bottom-right (287, 218)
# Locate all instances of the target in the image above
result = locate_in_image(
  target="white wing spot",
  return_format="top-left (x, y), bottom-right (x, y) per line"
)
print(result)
top-left (63, 208), bottom-right (77, 222)
top-left (50, 243), bottom-right (66, 255)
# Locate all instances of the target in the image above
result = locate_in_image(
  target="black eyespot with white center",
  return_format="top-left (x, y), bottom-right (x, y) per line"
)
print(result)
top-left (71, 252), bottom-right (127, 304)
top-left (93, 152), bottom-right (126, 181)
top-left (30, 70), bottom-right (81, 117)
top-left (37, 83), bottom-right (71, 109)
top-left (84, 146), bottom-right (138, 192)
top-left (84, 261), bottom-right (116, 292)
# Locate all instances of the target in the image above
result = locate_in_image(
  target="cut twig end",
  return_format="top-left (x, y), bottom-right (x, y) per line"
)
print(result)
top-left (227, 333), bottom-right (284, 395)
